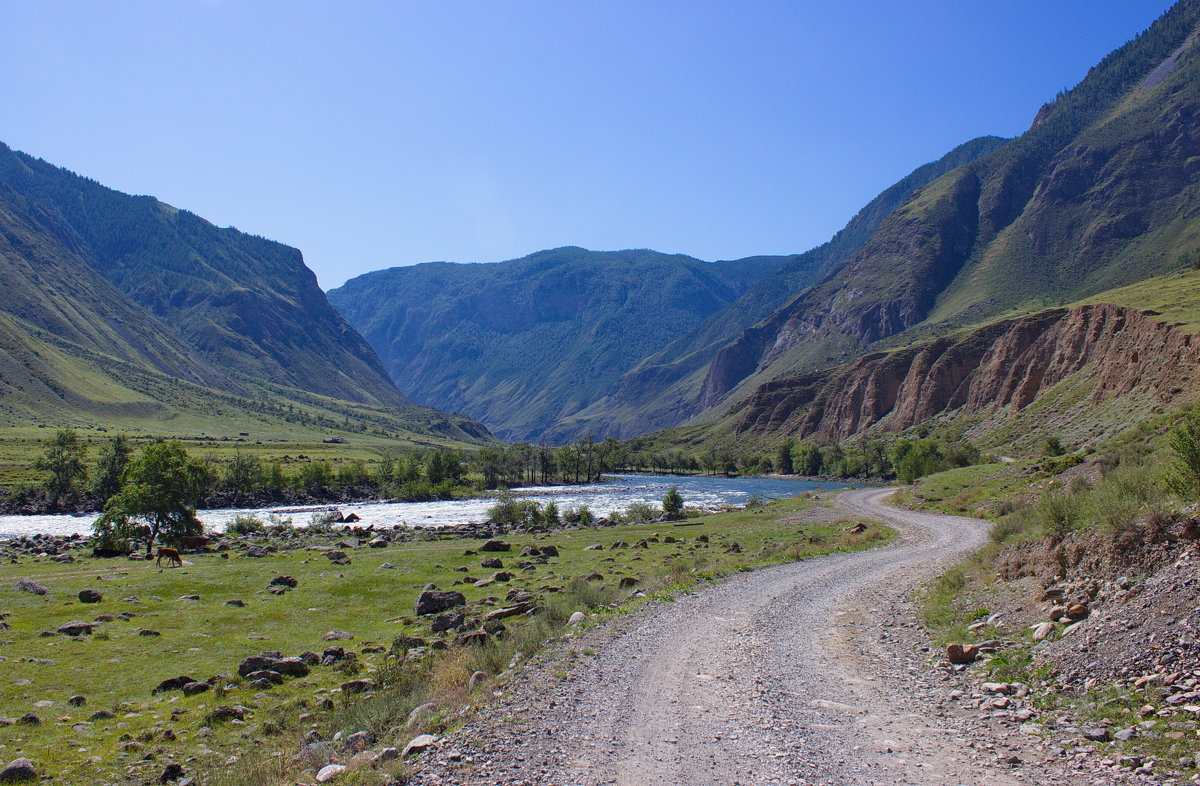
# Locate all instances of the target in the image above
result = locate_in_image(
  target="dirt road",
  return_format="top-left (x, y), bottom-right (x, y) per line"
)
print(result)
top-left (415, 488), bottom-right (1072, 785)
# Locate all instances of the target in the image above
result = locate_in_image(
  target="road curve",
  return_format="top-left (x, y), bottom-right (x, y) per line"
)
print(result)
top-left (420, 488), bottom-right (1036, 785)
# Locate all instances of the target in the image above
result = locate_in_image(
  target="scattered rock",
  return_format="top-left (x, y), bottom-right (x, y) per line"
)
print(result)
top-left (481, 557), bottom-right (504, 569)
top-left (431, 612), bottom-right (465, 633)
top-left (225, 599), bottom-right (246, 607)
top-left (1082, 727), bottom-right (1111, 742)
top-left (414, 590), bottom-right (466, 616)
top-left (67, 695), bottom-right (85, 707)
top-left (78, 589), bottom-right (102, 603)
top-left (339, 679), bottom-right (376, 695)
top-left (322, 630), bottom-right (354, 641)
top-left (57, 620), bottom-right (93, 637)
top-left (480, 540), bottom-right (511, 552)
top-left (158, 763), bottom-right (185, 783)
top-left (0, 758), bottom-right (37, 782)
top-left (402, 733), bottom-right (437, 757)
top-left (946, 643), bottom-right (979, 665)
top-left (315, 763), bottom-right (346, 783)
top-left (269, 575), bottom-right (298, 588)
top-left (406, 702), bottom-right (438, 728)
top-left (468, 671), bottom-right (487, 691)
top-left (568, 611), bottom-right (585, 626)
top-left (14, 579), bottom-right (49, 596)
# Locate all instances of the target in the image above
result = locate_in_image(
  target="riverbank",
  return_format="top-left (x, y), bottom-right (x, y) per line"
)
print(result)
top-left (0, 493), bottom-right (888, 785)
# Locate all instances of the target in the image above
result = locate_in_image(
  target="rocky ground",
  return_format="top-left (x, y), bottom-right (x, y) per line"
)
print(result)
top-left (401, 488), bottom-right (1149, 785)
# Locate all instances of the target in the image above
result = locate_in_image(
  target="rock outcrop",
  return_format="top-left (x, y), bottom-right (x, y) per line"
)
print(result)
top-left (731, 304), bottom-right (1200, 443)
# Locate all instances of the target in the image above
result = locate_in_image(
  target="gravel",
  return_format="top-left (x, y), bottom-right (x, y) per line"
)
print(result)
top-left (411, 489), bottom-right (1114, 785)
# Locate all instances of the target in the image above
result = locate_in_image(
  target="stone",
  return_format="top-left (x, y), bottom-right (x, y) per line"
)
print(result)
top-left (481, 557), bottom-right (504, 569)
top-left (182, 681), bottom-right (210, 696)
top-left (402, 733), bottom-right (437, 757)
top-left (455, 631), bottom-right (489, 647)
top-left (159, 763), bottom-right (185, 783)
top-left (619, 577), bottom-right (640, 589)
top-left (269, 575), bottom-right (298, 588)
top-left (0, 758), bottom-right (37, 782)
top-left (345, 730), bottom-right (373, 752)
top-left (1113, 727), bottom-right (1137, 741)
top-left (1082, 727), bottom-right (1110, 742)
top-left (431, 611), bottom-right (465, 633)
top-left (414, 590), bottom-right (466, 616)
top-left (14, 579), bottom-right (49, 596)
top-left (406, 702), bottom-right (438, 728)
top-left (480, 540), bottom-right (510, 552)
top-left (244, 669), bottom-right (284, 685)
top-left (468, 671), bottom-right (487, 691)
top-left (583, 543), bottom-right (603, 551)
top-left (484, 602), bottom-right (533, 621)
top-left (138, 629), bottom-right (161, 636)
top-left (1066, 603), bottom-right (1088, 621)
top-left (67, 695), bottom-right (85, 707)
top-left (368, 537), bottom-right (387, 548)
top-left (78, 588), bottom-right (102, 603)
top-left (945, 643), bottom-right (979, 665)
top-left (225, 599), bottom-right (246, 607)
top-left (154, 675), bottom-right (196, 693)
top-left (377, 747), bottom-right (400, 762)
top-left (315, 763), bottom-right (346, 782)
top-left (568, 611), bottom-right (586, 626)
top-left (1031, 622), bottom-right (1056, 641)
top-left (89, 709), bottom-right (115, 720)
top-left (340, 679), bottom-right (376, 695)
top-left (57, 620), bottom-right (93, 637)
top-left (322, 630), bottom-right (354, 641)
top-left (177, 594), bottom-right (200, 601)
top-left (272, 657), bottom-right (310, 677)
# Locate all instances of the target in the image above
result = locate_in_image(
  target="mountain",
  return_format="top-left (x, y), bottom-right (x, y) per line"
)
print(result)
top-left (0, 143), bottom-right (491, 445)
top-left (328, 248), bottom-right (787, 442)
top-left (695, 1), bottom-right (1200, 417)
top-left (544, 136), bottom-right (1009, 441)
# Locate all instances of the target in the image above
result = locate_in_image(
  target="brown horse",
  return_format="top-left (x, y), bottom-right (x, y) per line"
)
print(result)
top-left (156, 547), bottom-right (183, 568)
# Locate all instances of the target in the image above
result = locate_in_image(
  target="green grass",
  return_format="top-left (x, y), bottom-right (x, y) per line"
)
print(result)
top-left (0, 495), bottom-right (894, 784)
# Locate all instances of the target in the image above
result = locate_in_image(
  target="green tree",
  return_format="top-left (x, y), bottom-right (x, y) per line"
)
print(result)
top-left (662, 485), bottom-right (684, 516)
top-left (777, 438), bottom-right (795, 475)
top-left (35, 429), bottom-right (89, 507)
top-left (1165, 410), bottom-right (1200, 503)
top-left (223, 451), bottom-right (262, 501)
top-left (93, 440), bottom-right (206, 553)
top-left (92, 434), bottom-right (132, 504)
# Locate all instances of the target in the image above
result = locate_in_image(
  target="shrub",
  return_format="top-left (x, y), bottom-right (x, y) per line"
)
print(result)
top-left (623, 501), bottom-right (657, 523)
top-left (1035, 488), bottom-right (1082, 540)
top-left (542, 501), bottom-right (561, 526)
top-left (662, 486), bottom-right (684, 515)
top-left (1164, 410), bottom-right (1200, 503)
top-left (227, 514), bottom-right (265, 535)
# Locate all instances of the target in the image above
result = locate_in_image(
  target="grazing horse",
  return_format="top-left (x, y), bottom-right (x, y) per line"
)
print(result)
top-left (156, 547), bottom-right (183, 568)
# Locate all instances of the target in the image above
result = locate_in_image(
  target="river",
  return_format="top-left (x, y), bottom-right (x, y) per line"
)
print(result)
top-left (0, 473), bottom-right (860, 538)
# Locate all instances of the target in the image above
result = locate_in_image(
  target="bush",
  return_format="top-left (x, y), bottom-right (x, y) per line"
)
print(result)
top-left (542, 501), bottom-right (560, 526)
top-left (227, 514), bottom-right (265, 535)
top-left (662, 486), bottom-right (683, 515)
top-left (623, 501), bottom-right (657, 523)
top-left (487, 492), bottom-right (541, 527)
top-left (1035, 488), bottom-right (1082, 540)
top-left (1165, 410), bottom-right (1200, 503)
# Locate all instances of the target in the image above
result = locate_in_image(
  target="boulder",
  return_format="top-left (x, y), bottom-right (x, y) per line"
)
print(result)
top-left (540, 544), bottom-right (559, 557)
top-left (368, 537), bottom-right (387, 548)
top-left (568, 611), bottom-right (586, 626)
top-left (345, 730), bottom-right (373, 752)
top-left (468, 671), bottom-right (487, 690)
top-left (57, 620), bottom-right (93, 637)
top-left (315, 763), bottom-right (346, 783)
top-left (401, 733), bottom-right (437, 757)
top-left (182, 681), bottom-right (210, 696)
top-left (0, 758), bottom-right (37, 782)
top-left (225, 599), bottom-right (246, 607)
top-left (431, 612), bottom-right (465, 633)
top-left (414, 590), bottom-right (466, 616)
top-left (158, 763), bottom-right (185, 783)
top-left (484, 602), bottom-right (534, 621)
top-left (455, 631), bottom-right (489, 647)
top-left (153, 675), bottom-right (196, 694)
top-left (67, 695), bottom-right (85, 707)
top-left (14, 579), bottom-right (49, 596)
top-left (1066, 603), bottom-right (1089, 621)
top-left (946, 643), bottom-right (979, 665)
top-left (406, 702), bottom-right (438, 729)
top-left (1031, 622), bottom-right (1056, 641)
top-left (481, 557), bottom-right (504, 569)
top-left (78, 589), bottom-right (102, 603)
top-left (339, 679), bottom-right (376, 695)
top-left (479, 540), bottom-right (511, 552)
top-left (322, 631), bottom-right (354, 641)
top-left (269, 575), bottom-right (298, 588)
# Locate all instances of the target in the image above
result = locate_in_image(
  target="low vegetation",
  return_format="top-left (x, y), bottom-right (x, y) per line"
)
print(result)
top-left (0, 494), bottom-right (892, 784)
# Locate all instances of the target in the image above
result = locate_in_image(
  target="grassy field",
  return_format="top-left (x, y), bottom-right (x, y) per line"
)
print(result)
top-left (0, 494), bottom-right (892, 785)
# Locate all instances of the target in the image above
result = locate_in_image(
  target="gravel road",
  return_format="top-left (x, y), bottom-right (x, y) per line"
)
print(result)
top-left (414, 488), bottom-right (1082, 785)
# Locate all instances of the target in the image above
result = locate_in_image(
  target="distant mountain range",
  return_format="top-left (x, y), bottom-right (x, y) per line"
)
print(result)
top-left (0, 143), bottom-right (490, 444)
top-left (333, 1), bottom-right (1200, 449)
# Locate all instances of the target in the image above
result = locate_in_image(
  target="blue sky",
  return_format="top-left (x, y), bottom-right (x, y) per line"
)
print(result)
top-left (0, 1), bottom-right (1177, 288)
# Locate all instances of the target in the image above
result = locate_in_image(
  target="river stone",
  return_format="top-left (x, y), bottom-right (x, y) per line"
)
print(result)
top-left (414, 590), bottom-right (466, 616)
top-left (315, 763), bottom-right (346, 782)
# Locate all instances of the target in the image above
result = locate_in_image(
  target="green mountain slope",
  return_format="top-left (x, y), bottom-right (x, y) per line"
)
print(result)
top-left (546, 136), bottom-right (1009, 441)
top-left (0, 143), bottom-right (405, 408)
top-left (328, 248), bottom-right (787, 441)
top-left (0, 145), bottom-right (491, 446)
top-left (698, 1), bottom-right (1200, 416)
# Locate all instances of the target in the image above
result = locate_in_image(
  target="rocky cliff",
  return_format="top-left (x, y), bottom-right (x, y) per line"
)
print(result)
top-left (730, 304), bottom-right (1199, 445)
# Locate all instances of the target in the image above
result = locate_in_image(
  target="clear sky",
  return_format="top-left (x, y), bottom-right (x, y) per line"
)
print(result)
top-left (0, 1), bottom-right (1178, 288)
